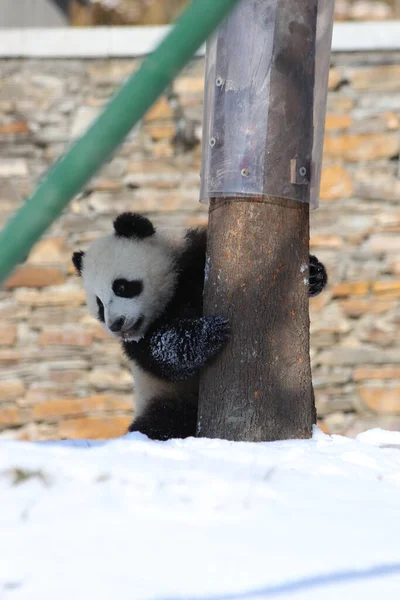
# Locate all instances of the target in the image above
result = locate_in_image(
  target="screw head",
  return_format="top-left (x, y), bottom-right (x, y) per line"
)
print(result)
top-left (209, 137), bottom-right (216, 148)
top-left (216, 76), bottom-right (223, 87)
top-left (299, 166), bottom-right (307, 177)
top-left (241, 168), bottom-right (249, 177)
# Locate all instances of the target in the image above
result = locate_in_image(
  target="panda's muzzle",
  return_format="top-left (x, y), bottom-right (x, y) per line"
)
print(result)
top-left (110, 317), bottom-right (125, 332)
top-left (110, 315), bottom-right (145, 341)
top-left (133, 315), bottom-right (145, 331)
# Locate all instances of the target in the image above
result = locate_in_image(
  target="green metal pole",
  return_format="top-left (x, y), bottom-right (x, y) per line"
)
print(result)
top-left (0, 0), bottom-right (241, 285)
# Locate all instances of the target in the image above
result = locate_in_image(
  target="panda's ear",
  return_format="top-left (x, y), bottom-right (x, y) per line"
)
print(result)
top-left (72, 251), bottom-right (85, 276)
top-left (113, 212), bottom-right (155, 240)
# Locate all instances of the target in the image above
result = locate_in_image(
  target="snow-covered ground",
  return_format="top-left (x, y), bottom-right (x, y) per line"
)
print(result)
top-left (1, 427), bottom-right (400, 600)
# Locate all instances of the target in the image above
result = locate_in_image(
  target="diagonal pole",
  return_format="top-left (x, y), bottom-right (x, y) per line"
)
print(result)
top-left (0, 0), bottom-right (241, 285)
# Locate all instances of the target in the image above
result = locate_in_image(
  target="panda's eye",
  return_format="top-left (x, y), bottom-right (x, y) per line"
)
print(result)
top-left (96, 297), bottom-right (105, 323)
top-left (112, 278), bottom-right (143, 299)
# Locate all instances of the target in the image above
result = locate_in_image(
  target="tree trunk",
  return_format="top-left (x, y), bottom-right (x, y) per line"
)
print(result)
top-left (198, 196), bottom-right (314, 441)
top-left (393, 1), bottom-right (400, 18)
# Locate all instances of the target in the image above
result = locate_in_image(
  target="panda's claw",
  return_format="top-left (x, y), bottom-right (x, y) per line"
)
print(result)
top-left (204, 315), bottom-right (230, 345)
top-left (308, 255), bottom-right (327, 297)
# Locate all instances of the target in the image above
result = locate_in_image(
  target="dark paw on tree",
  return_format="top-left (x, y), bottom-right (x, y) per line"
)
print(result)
top-left (308, 255), bottom-right (328, 297)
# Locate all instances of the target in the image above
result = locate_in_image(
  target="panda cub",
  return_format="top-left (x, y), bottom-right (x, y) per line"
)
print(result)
top-left (72, 212), bottom-right (327, 441)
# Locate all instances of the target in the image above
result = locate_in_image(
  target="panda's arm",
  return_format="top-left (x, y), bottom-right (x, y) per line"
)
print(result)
top-left (308, 255), bottom-right (327, 297)
top-left (136, 316), bottom-right (230, 381)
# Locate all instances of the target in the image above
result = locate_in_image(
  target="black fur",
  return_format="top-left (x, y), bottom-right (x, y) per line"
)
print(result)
top-left (72, 250), bottom-right (85, 276)
top-left (126, 316), bottom-right (230, 382)
top-left (123, 228), bottom-right (327, 439)
top-left (128, 395), bottom-right (198, 441)
top-left (113, 212), bottom-right (155, 240)
top-left (309, 254), bottom-right (328, 297)
top-left (96, 297), bottom-right (105, 323)
top-left (123, 229), bottom-right (210, 378)
top-left (112, 278), bottom-right (143, 298)
top-left (80, 219), bottom-right (328, 441)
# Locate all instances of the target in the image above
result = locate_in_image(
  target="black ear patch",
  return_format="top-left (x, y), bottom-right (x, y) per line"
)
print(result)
top-left (113, 212), bottom-right (155, 240)
top-left (72, 251), bottom-right (85, 276)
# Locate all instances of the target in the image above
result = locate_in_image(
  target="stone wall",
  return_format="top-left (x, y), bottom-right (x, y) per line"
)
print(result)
top-left (75, 2), bottom-right (400, 26)
top-left (0, 51), bottom-right (399, 440)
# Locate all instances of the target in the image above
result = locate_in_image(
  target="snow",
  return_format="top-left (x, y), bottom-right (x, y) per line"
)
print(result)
top-left (1, 427), bottom-right (400, 600)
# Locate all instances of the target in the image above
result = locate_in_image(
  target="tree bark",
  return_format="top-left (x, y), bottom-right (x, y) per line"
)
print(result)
top-left (198, 196), bottom-right (315, 442)
top-left (197, 0), bottom-right (333, 441)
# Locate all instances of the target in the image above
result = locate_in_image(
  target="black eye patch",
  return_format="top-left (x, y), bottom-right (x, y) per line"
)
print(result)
top-left (96, 297), bottom-right (105, 323)
top-left (112, 278), bottom-right (143, 299)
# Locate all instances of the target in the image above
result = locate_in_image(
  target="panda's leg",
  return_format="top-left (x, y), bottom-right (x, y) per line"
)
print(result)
top-left (128, 395), bottom-right (198, 440)
top-left (308, 255), bottom-right (328, 297)
top-left (148, 316), bottom-right (230, 381)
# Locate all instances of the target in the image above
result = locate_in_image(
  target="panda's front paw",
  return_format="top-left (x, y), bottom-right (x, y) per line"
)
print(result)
top-left (202, 315), bottom-right (230, 354)
top-left (308, 255), bottom-right (328, 297)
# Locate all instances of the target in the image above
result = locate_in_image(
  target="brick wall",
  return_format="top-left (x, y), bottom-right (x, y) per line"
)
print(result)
top-left (0, 52), bottom-right (399, 440)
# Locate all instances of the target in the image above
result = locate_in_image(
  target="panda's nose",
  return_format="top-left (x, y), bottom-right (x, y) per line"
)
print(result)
top-left (109, 317), bottom-right (125, 332)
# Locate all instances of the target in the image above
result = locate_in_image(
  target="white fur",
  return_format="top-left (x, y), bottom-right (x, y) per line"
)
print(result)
top-left (132, 363), bottom-right (197, 417)
top-left (81, 231), bottom-right (181, 339)
top-left (79, 227), bottom-right (190, 416)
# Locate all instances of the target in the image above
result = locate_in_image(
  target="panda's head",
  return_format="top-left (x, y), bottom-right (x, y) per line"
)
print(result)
top-left (72, 212), bottom-right (178, 342)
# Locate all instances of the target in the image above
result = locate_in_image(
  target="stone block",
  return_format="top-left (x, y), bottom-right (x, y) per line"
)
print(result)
top-left (48, 369), bottom-right (89, 384)
top-left (27, 238), bottom-right (66, 265)
top-left (4, 266), bottom-right (65, 289)
top-left (315, 392), bottom-right (354, 417)
top-left (33, 398), bottom-right (85, 420)
top-left (349, 65), bottom-right (400, 91)
top-left (318, 346), bottom-right (399, 367)
top-left (88, 368), bottom-right (132, 391)
top-left (349, 1), bottom-right (391, 21)
top-left (82, 394), bottom-right (133, 413)
top-left (353, 367), bottom-right (400, 381)
top-left (0, 406), bottom-right (29, 427)
top-left (70, 106), bottom-right (101, 138)
top-left (344, 416), bottom-right (400, 438)
top-left (0, 380), bottom-right (25, 401)
top-left (327, 96), bottom-right (354, 112)
top-left (0, 159), bottom-right (28, 177)
top-left (366, 235), bottom-right (400, 252)
top-left (359, 385), bottom-right (400, 414)
top-left (150, 139), bottom-right (175, 158)
top-left (87, 178), bottom-right (124, 192)
top-left (391, 260), bottom-right (400, 275)
top-left (0, 325), bottom-right (17, 346)
top-left (322, 411), bottom-right (356, 435)
top-left (146, 124), bottom-right (176, 141)
top-left (39, 330), bottom-right (94, 347)
top-left (58, 415), bottom-right (132, 439)
top-left (23, 384), bottom-right (79, 406)
top-left (351, 111), bottom-right (399, 134)
top-left (126, 159), bottom-right (179, 174)
top-left (355, 173), bottom-right (400, 202)
top-left (372, 281), bottom-right (400, 298)
top-left (325, 114), bottom-right (352, 131)
top-left (332, 281), bottom-right (370, 297)
top-left (0, 121), bottom-right (30, 135)
top-left (87, 61), bottom-right (137, 83)
top-left (174, 77), bottom-right (204, 94)
top-left (0, 350), bottom-right (21, 364)
top-left (340, 299), bottom-right (396, 317)
top-left (323, 133), bottom-right (400, 162)
top-left (15, 288), bottom-right (86, 307)
top-left (310, 235), bottom-right (344, 249)
top-left (145, 97), bottom-right (174, 122)
top-left (328, 67), bottom-right (345, 90)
